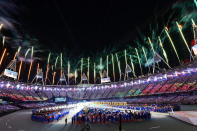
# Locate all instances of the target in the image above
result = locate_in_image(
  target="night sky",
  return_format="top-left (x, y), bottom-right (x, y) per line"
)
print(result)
top-left (14, 0), bottom-right (174, 57)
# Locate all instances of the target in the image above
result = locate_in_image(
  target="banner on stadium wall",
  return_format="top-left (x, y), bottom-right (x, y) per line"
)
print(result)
top-left (3, 69), bottom-right (18, 79)
top-left (94, 102), bottom-right (127, 106)
top-left (101, 77), bottom-right (111, 83)
top-left (192, 44), bottom-right (197, 56)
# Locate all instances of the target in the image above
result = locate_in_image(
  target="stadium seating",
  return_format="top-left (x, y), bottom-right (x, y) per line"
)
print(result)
top-left (0, 63), bottom-right (197, 103)
top-left (0, 104), bottom-right (20, 114)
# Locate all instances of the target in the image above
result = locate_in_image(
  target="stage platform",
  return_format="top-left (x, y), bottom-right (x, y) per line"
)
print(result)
top-left (169, 111), bottom-right (197, 126)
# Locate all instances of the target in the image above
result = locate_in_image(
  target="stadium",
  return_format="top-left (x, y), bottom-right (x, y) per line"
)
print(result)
top-left (0, 0), bottom-right (197, 131)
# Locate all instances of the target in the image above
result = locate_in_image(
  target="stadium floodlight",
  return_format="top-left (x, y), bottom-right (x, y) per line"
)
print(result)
top-left (164, 74), bottom-right (167, 79)
top-left (6, 83), bottom-right (10, 87)
top-left (186, 69), bottom-right (191, 74)
top-left (16, 84), bottom-right (20, 89)
top-left (20, 86), bottom-right (23, 90)
top-left (159, 77), bottom-right (163, 80)
top-left (154, 77), bottom-right (157, 81)
top-left (35, 86), bottom-right (38, 90)
top-left (173, 71), bottom-right (178, 77)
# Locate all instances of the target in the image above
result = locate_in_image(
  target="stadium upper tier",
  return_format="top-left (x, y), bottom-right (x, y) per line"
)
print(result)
top-left (0, 60), bottom-right (197, 101)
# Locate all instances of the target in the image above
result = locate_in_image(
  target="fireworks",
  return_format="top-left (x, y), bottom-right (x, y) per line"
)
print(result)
top-left (158, 37), bottom-right (169, 64)
top-left (176, 21), bottom-right (193, 60)
top-left (27, 47), bottom-right (34, 82)
top-left (94, 62), bottom-right (96, 83)
top-left (52, 72), bottom-right (56, 85)
top-left (60, 53), bottom-right (63, 78)
top-left (192, 19), bottom-right (197, 39)
top-left (0, 48), bottom-right (6, 67)
top-left (192, 19), bottom-right (196, 26)
top-left (47, 53), bottom-right (51, 65)
top-left (18, 48), bottom-right (31, 80)
top-left (148, 37), bottom-right (155, 52)
top-left (2, 36), bottom-right (5, 47)
top-left (36, 63), bottom-right (39, 83)
top-left (45, 53), bottom-right (51, 84)
top-left (124, 50), bottom-right (127, 65)
top-left (135, 48), bottom-right (143, 75)
top-left (0, 24), bottom-right (3, 31)
top-left (194, 0), bottom-right (197, 8)
top-left (142, 47), bottom-right (148, 64)
top-left (18, 60), bottom-right (22, 80)
top-left (142, 47), bottom-right (150, 72)
top-left (87, 57), bottom-right (90, 83)
top-left (165, 27), bottom-right (181, 64)
top-left (67, 61), bottom-right (70, 84)
top-left (106, 55), bottom-right (109, 77)
top-left (147, 37), bottom-right (156, 73)
top-left (111, 54), bottom-right (115, 82)
top-left (99, 57), bottom-right (103, 78)
top-left (80, 58), bottom-right (83, 83)
top-left (13, 46), bottom-right (21, 60)
top-left (75, 69), bottom-right (77, 84)
top-left (124, 50), bottom-right (128, 79)
top-left (115, 53), bottom-right (121, 81)
top-left (25, 48), bottom-right (30, 58)
top-left (51, 56), bottom-right (59, 85)
top-left (129, 55), bottom-right (136, 77)
top-left (54, 56), bottom-right (59, 69)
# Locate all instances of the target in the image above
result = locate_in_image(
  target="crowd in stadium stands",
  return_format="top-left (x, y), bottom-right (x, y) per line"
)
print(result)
top-left (72, 107), bottom-right (151, 124)
top-left (0, 104), bottom-right (20, 114)
top-left (31, 105), bottom-right (70, 122)
top-left (99, 92), bottom-right (197, 104)
top-left (0, 61), bottom-right (197, 104)
top-left (0, 93), bottom-right (40, 101)
top-left (19, 103), bottom-right (56, 109)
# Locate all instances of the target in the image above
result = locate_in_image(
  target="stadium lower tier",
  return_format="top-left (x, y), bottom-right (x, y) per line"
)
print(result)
top-left (0, 104), bottom-right (20, 116)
